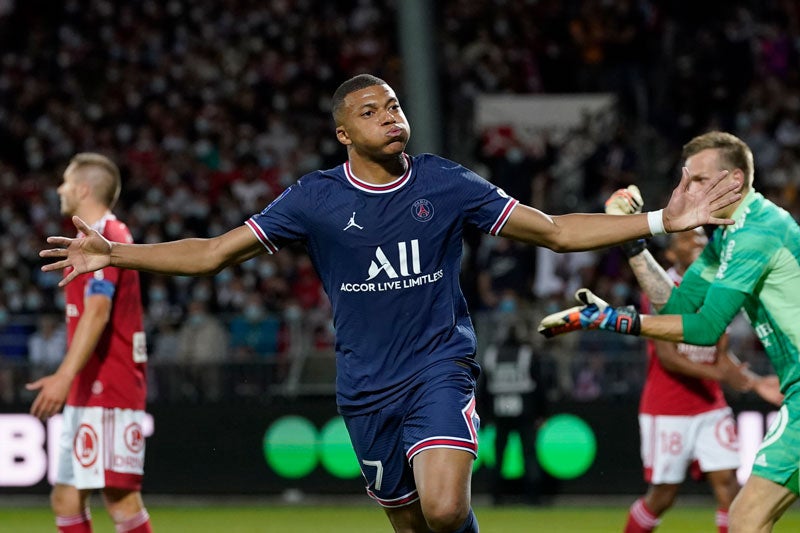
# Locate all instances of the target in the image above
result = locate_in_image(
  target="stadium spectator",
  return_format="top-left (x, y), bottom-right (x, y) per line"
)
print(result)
top-left (26, 153), bottom-right (153, 533)
top-left (176, 298), bottom-right (229, 402)
top-left (229, 295), bottom-right (281, 361)
top-left (27, 314), bottom-right (66, 378)
top-left (0, 301), bottom-right (30, 404)
top-left (40, 73), bottom-right (738, 533)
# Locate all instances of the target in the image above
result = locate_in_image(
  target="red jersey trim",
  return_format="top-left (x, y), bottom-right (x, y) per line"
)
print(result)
top-left (490, 198), bottom-right (519, 235)
top-left (344, 153), bottom-right (412, 193)
top-left (367, 489), bottom-right (420, 508)
top-left (245, 218), bottom-right (279, 254)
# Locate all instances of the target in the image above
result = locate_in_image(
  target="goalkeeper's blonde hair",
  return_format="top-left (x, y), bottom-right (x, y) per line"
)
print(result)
top-left (682, 131), bottom-right (754, 189)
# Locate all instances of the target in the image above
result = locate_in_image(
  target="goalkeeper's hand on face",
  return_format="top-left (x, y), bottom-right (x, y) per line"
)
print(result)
top-left (537, 289), bottom-right (641, 338)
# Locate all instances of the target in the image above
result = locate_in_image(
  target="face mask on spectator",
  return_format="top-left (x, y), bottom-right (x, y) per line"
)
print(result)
top-left (244, 304), bottom-right (264, 322)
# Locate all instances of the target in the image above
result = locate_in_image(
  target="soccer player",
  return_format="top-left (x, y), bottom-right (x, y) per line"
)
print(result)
top-left (27, 153), bottom-right (153, 533)
top-left (539, 131), bottom-right (799, 532)
top-left (617, 228), bottom-right (781, 533)
top-left (40, 75), bottom-right (740, 533)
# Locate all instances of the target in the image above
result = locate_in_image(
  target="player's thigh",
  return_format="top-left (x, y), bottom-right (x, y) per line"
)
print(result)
top-left (730, 475), bottom-right (797, 532)
top-left (413, 447), bottom-right (474, 515)
top-left (344, 405), bottom-right (419, 507)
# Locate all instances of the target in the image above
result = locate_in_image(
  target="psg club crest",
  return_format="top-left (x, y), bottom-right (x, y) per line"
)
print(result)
top-left (411, 199), bottom-right (434, 222)
top-left (74, 423), bottom-right (99, 467)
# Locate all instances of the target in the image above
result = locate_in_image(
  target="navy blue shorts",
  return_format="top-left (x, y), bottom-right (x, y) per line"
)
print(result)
top-left (343, 360), bottom-right (481, 508)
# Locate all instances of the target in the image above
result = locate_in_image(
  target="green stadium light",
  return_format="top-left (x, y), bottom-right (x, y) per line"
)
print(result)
top-left (476, 426), bottom-right (525, 479)
top-left (535, 414), bottom-right (596, 479)
top-left (319, 417), bottom-right (361, 479)
top-left (263, 416), bottom-right (318, 478)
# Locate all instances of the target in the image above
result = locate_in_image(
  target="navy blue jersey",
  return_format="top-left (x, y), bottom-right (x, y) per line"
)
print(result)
top-left (246, 153), bottom-right (518, 414)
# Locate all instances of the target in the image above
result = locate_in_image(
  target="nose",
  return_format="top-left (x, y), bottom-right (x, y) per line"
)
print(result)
top-left (382, 109), bottom-right (397, 125)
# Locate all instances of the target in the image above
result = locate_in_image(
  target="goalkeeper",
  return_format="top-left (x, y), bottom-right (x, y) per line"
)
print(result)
top-left (538, 131), bottom-right (800, 533)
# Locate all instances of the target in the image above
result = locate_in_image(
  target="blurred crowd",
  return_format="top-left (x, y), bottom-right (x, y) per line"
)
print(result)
top-left (2, 0), bottom-right (799, 404)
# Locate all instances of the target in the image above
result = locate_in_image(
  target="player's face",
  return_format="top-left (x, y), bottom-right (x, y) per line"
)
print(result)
top-left (684, 148), bottom-right (742, 219)
top-left (670, 228), bottom-right (708, 268)
top-left (57, 163), bottom-right (83, 216)
top-left (335, 84), bottom-right (410, 158)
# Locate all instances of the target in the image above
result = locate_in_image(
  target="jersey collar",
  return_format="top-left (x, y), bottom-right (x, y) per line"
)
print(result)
top-left (344, 153), bottom-right (412, 194)
top-left (78, 211), bottom-right (116, 237)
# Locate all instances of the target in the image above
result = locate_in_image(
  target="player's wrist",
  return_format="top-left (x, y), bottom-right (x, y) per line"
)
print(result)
top-left (647, 209), bottom-right (666, 236)
top-left (620, 239), bottom-right (647, 258)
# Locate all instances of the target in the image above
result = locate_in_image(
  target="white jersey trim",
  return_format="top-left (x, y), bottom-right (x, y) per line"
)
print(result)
top-left (344, 153), bottom-right (412, 194)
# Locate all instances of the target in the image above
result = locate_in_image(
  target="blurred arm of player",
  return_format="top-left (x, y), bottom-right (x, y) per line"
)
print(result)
top-left (644, 277), bottom-right (782, 405)
top-left (500, 167), bottom-right (740, 252)
top-left (25, 293), bottom-right (111, 419)
top-left (604, 185), bottom-right (675, 309)
top-left (41, 217), bottom-right (264, 287)
top-left (652, 335), bottom-right (755, 391)
top-left (722, 346), bottom-right (784, 406)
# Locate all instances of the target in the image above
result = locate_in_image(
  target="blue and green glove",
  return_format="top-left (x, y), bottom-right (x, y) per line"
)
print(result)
top-left (537, 289), bottom-right (641, 338)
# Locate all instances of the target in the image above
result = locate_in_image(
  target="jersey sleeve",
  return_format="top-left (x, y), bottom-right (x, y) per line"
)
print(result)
top-left (680, 285), bottom-right (748, 345)
top-left (245, 184), bottom-right (308, 254)
top-left (457, 166), bottom-right (518, 236)
top-left (662, 227), bottom-right (770, 346)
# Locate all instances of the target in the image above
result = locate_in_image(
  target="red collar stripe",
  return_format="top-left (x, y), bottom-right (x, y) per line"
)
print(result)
top-left (344, 153), bottom-right (412, 193)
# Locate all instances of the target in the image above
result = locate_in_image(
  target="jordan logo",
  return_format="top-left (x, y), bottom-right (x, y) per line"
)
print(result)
top-left (343, 212), bottom-right (364, 231)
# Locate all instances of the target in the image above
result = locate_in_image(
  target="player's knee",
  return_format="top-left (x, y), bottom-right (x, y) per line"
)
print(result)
top-left (50, 485), bottom-right (82, 516)
top-left (102, 488), bottom-right (143, 522)
top-left (421, 498), bottom-right (469, 532)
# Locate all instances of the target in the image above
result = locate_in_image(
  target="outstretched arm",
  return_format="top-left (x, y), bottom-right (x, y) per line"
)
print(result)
top-left (41, 216), bottom-right (264, 287)
top-left (501, 167), bottom-right (740, 252)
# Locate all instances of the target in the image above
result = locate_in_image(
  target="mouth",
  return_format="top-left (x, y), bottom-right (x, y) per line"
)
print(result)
top-left (386, 126), bottom-right (404, 137)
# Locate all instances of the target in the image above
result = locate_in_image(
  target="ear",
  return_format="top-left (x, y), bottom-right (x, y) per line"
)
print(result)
top-left (77, 179), bottom-right (93, 200)
top-left (336, 125), bottom-right (352, 146)
top-left (732, 168), bottom-right (748, 192)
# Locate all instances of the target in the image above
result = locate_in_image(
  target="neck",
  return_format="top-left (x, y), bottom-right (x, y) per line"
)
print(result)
top-left (74, 205), bottom-right (109, 227)
top-left (347, 152), bottom-right (407, 185)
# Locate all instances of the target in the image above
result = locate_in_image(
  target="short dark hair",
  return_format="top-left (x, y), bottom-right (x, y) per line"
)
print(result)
top-left (331, 74), bottom-right (388, 124)
top-left (682, 131), bottom-right (754, 188)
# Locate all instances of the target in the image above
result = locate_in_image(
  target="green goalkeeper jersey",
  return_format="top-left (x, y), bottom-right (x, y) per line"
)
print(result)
top-left (662, 189), bottom-right (800, 395)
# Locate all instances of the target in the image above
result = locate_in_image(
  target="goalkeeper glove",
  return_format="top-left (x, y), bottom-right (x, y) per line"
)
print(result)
top-left (605, 184), bottom-right (647, 258)
top-left (605, 185), bottom-right (643, 215)
top-left (537, 289), bottom-right (641, 338)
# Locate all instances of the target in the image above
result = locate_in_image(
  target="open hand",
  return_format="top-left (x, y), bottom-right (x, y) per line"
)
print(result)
top-left (40, 216), bottom-right (112, 287)
top-left (663, 167), bottom-right (741, 231)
